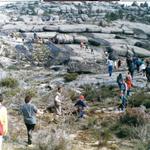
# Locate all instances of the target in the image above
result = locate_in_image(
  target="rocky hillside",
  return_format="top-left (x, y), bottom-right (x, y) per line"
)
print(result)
top-left (0, 1), bottom-right (150, 150)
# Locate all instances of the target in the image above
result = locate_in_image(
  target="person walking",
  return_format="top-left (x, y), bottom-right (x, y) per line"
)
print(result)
top-left (0, 94), bottom-right (8, 150)
top-left (107, 59), bottom-right (114, 77)
top-left (125, 75), bottom-right (133, 96)
top-left (140, 59), bottom-right (146, 76)
top-left (54, 87), bottom-right (63, 116)
top-left (21, 95), bottom-right (42, 147)
top-left (117, 73), bottom-right (123, 90)
top-left (74, 95), bottom-right (87, 119)
top-left (120, 91), bottom-right (127, 111)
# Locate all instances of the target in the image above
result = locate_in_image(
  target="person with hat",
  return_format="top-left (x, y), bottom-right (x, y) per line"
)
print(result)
top-left (74, 95), bottom-right (87, 118)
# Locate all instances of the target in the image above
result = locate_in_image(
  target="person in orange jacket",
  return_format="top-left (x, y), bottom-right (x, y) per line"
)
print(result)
top-left (125, 75), bottom-right (133, 96)
top-left (0, 94), bottom-right (8, 150)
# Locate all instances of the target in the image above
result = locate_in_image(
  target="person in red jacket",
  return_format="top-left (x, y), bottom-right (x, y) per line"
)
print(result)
top-left (125, 75), bottom-right (133, 96)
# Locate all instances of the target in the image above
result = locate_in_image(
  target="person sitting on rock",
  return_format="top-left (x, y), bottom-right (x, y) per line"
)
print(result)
top-left (74, 95), bottom-right (87, 118)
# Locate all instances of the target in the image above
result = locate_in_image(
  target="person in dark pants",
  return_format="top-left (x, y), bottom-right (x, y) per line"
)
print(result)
top-left (21, 96), bottom-right (42, 146)
top-left (74, 95), bottom-right (87, 118)
top-left (117, 73), bottom-right (123, 91)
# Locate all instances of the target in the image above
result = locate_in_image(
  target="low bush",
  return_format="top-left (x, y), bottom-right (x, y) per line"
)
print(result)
top-left (81, 84), bottom-right (117, 101)
top-left (35, 129), bottom-right (73, 150)
top-left (24, 89), bottom-right (37, 98)
top-left (115, 125), bottom-right (137, 139)
top-left (7, 65), bottom-right (19, 70)
top-left (120, 108), bottom-right (146, 126)
top-left (128, 91), bottom-right (150, 108)
top-left (0, 77), bottom-right (18, 88)
top-left (64, 73), bottom-right (78, 82)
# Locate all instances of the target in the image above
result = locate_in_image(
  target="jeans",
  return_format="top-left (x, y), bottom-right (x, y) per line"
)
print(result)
top-left (118, 82), bottom-right (122, 91)
top-left (127, 89), bottom-right (131, 96)
top-left (108, 65), bottom-right (113, 77)
top-left (25, 124), bottom-right (35, 145)
top-left (0, 136), bottom-right (2, 150)
top-left (78, 110), bottom-right (84, 118)
top-left (120, 95), bottom-right (127, 110)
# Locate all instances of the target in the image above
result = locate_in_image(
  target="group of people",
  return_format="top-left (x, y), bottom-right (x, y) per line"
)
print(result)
top-left (0, 86), bottom-right (87, 149)
top-left (106, 50), bottom-right (150, 84)
top-left (117, 72), bottom-right (133, 111)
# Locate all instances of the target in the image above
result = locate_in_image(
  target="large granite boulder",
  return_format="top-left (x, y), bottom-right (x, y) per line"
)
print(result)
top-left (112, 44), bottom-right (150, 57)
top-left (53, 34), bottom-right (74, 44)
top-left (67, 60), bottom-right (100, 74)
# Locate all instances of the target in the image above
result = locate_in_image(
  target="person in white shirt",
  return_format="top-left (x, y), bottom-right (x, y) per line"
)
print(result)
top-left (107, 59), bottom-right (114, 77)
top-left (54, 87), bottom-right (63, 116)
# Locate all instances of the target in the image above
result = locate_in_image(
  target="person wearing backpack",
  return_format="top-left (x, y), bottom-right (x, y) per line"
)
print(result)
top-left (0, 94), bottom-right (8, 150)
top-left (20, 95), bottom-right (43, 147)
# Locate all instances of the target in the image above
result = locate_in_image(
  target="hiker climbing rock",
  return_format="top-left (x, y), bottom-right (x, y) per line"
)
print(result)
top-left (0, 94), bottom-right (8, 150)
top-left (20, 95), bottom-right (43, 147)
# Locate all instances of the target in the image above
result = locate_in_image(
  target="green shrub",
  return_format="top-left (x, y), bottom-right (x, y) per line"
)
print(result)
top-left (0, 77), bottom-right (18, 88)
top-left (105, 12), bottom-right (119, 22)
top-left (7, 65), bottom-right (19, 70)
top-left (120, 108), bottom-right (146, 126)
top-left (115, 125), bottom-right (137, 139)
top-left (67, 89), bottom-right (78, 101)
top-left (5, 88), bottom-right (20, 97)
top-left (128, 91), bottom-right (150, 108)
top-left (64, 73), bottom-right (78, 82)
top-left (99, 129), bottom-right (112, 146)
top-left (81, 84), bottom-right (117, 101)
top-left (25, 89), bottom-right (37, 98)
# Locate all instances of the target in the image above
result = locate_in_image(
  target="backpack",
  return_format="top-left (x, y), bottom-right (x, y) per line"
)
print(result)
top-left (0, 106), bottom-right (4, 135)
